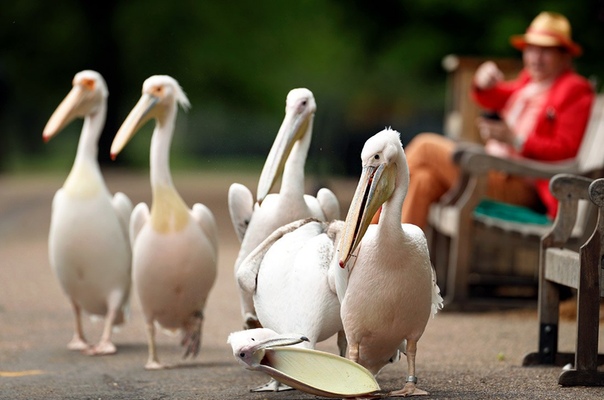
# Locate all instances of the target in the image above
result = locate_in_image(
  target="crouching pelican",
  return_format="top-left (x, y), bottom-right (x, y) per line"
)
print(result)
top-left (227, 328), bottom-right (380, 398)
top-left (236, 218), bottom-right (347, 391)
top-left (228, 88), bottom-right (340, 329)
top-left (44, 70), bottom-right (133, 355)
top-left (336, 128), bottom-right (443, 396)
top-left (111, 75), bottom-right (218, 370)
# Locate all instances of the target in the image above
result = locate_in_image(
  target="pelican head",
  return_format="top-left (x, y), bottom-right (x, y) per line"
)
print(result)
top-left (110, 75), bottom-right (190, 159)
top-left (227, 328), bottom-right (309, 369)
top-left (228, 328), bottom-right (381, 398)
top-left (337, 129), bottom-right (403, 267)
top-left (43, 70), bottom-right (108, 142)
top-left (256, 88), bottom-right (316, 203)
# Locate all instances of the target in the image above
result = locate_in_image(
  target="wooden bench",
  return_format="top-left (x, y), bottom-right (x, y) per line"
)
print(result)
top-left (522, 174), bottom-right (604, 386)
top-left (427, 93), bottom-right (604, 309)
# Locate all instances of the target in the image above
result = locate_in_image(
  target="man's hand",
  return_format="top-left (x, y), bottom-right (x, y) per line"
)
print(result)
top-left (477, 117), bottom-right (515, 146)
top-left (474, 61), bottom-right (504, 90)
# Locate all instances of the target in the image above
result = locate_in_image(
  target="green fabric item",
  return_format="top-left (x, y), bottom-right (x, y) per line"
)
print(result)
top-left (474, 199), bottom-right (551, 225)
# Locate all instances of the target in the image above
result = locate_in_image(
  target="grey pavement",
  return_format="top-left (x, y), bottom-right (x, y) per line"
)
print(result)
top-left (1, 170), bottom-right (603, 400)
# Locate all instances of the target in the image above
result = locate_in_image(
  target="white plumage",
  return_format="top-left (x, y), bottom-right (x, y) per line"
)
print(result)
top-left (236, 217), bottom-right (346, 391)
top-left (335, 128), bottom-right (443, 396)
top-left (110, 75), bottom-right (218, 370)
top-left (238, 218), bottom-right (343, 346)
top-left (228, 88), bottom-right (339, 329)
top-left (44, 70), bottom-right (133, 355)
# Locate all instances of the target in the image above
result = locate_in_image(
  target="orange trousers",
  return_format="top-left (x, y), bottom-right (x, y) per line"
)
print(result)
top-left (371, 133), bottom-right (540, 229)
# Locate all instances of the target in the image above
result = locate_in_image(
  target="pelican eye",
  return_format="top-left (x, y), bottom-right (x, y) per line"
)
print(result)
top-left (374, 154), bottom-right (380, 160)
top-left (239, 352), bottom-right (245, 358)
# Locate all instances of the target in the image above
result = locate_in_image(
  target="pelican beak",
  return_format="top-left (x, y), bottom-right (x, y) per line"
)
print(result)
top-left (256, 108), bottom-right (313, 203)
top-left (249, 334), bottom-right (309, 354)
top-left (43, 85), bottom-right (88, 142)
top-left (255, 346), bottom-right (382, 398)
top-left (337, 162), bottom-right (396, 267)
top-left (230, 330), bottom-right (381, 398)
top-left (110, 93), bottom-right (159, 159)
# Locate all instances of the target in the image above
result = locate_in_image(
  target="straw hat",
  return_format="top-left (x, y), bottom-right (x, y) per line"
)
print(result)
top-left (510, 12), bottom-right (582, 57)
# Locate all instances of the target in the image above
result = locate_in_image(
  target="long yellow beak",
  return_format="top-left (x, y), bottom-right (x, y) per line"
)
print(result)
top-left (256, 110), bottom-right (312, 203)
top-left (110, 94), bottom-right (158, 159)
top-left (231, 329), bottom-right (381, 397)
top-left (43, 86), bottom-right (87, 142)
top-left (337, 162), bottom-right (396, 267)
top-left (256, 347), bottom-right (381, 398)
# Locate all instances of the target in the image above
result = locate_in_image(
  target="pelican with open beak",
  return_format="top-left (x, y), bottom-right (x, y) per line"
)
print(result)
top-left (335, 128), bottom-right (443, 397)
top-left (44, 70), bottom-right (133, 356)
top-left (111, 75), bottom-right (218, 370)
top-left (228, 88), bottom-right (340, 330)
top-left (228, 328), bottom-right (381, 398)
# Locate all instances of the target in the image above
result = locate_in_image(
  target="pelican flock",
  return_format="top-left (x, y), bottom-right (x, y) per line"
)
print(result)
top-left (44, 70), bottom-right (133, 355)
top-left (231, 128), bottom-right (442, 396)
top-left (228, 88), bottom-right (340, 329)
top-left (110, 75), bottom-right (218, 370)
top-left (42, 71), bottom-right (442, 395)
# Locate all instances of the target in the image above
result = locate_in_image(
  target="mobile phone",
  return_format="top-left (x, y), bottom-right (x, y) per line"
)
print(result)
top-left (481, 111), bottom-right (501, 121)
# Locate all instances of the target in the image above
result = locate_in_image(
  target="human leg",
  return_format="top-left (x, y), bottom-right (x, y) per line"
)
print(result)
top-left (486, 172), bottom-right (540, 207)
top-left (401, 133), bottom-right (459, 228)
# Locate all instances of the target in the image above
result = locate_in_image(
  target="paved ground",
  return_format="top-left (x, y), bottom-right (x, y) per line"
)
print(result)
top-left (1, 170), bottom-right (603, 400)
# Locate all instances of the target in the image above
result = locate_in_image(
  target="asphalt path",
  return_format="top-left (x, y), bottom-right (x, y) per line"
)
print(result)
top-left (1, 170), bottom-right (603, 400)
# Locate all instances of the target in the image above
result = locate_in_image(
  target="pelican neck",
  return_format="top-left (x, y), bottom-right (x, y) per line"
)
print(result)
top-left (280, 118), bottom-right (312, 198)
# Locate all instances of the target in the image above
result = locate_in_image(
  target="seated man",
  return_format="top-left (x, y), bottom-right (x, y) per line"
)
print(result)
top-left (372, 11), bottom-right (594, 229)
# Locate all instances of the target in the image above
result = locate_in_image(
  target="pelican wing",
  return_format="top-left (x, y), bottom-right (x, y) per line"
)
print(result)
top-left (228, 183), bottom-right (254, 242)
top-left (236, 218), bottom-right (319, 294)
top-left (129, 203), bottom-right (150, 245)
top-left (192, 203), bottom-right (218, 253)
top-left (431, 265), bottom-right (444, 317)
top-left (257, 347), bottom-right (381, 398)
top-left (112, 192), bottom-right (133, 240)
top-left (324, 220), bottom-right (345, 295)
top-left (316, 188), bottom-right (340, 221)
top-left (51, 189), bottom-right (65, 213)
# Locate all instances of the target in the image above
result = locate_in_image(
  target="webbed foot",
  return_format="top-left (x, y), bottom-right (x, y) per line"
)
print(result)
top-left (84, 341), bottom-right (117, 356)
top-left (251, 378), bottom-right (293, 392)
top-left (67, 336), bottom-right (89, 351)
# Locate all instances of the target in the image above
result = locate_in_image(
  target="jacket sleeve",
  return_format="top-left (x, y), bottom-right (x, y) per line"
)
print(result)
top-left (470, 69), bottom-right (530, 111)
top-left (521, 75), bottom-right (594, 161)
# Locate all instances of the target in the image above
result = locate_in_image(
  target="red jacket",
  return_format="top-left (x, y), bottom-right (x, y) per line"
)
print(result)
top-left (471, 68), bottom-right (594, 218)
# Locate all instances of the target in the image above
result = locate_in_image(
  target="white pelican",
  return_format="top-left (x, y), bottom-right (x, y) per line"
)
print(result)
top-left (236, 218), bottom-right (347, 391)
top-left (335, 128), bottom-right (443, 396)
top-left (43, 70), bottom-right (133, 356)
top-left (227, 328), bottom-right (380, 398)
top-left (228, 88), bottom-right (340, 329)
top-left (110, 75), bottom-right (218, 370)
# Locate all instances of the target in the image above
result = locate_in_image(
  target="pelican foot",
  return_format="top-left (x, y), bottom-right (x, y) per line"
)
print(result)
top-left (144, 361), bottom-right (168, 370)
top-left (251, 378), bottom-right (293, 392)
top-left (84, 341), bottom-right (117, 356)
top-left (388, 382), bottom-right (429, 397)
top-left (67, 337), bottom-right (89, 351)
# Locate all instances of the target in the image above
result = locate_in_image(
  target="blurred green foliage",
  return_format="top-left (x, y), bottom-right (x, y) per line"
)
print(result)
top-left (1, 0), bottom-right (603, 176)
